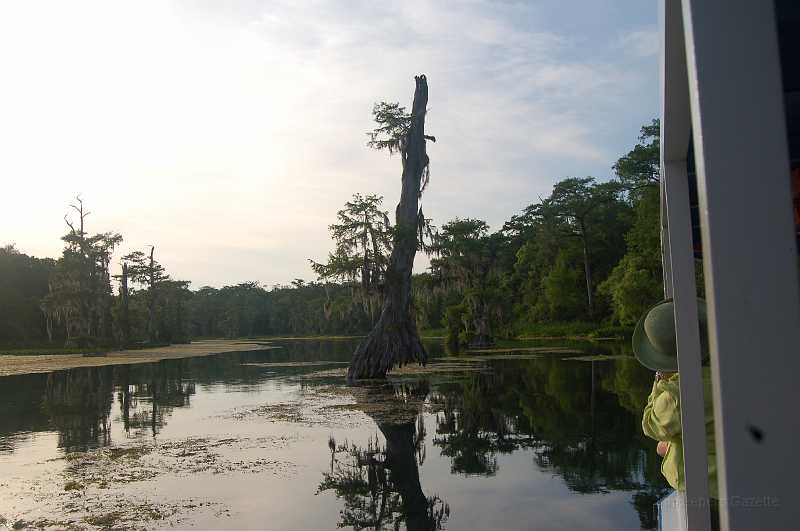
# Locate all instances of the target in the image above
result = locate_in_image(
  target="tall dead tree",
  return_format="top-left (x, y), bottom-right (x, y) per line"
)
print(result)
top-left (148, 246), bottom-right (157, 343)
top-left (64, 196), bottom-right (91, 341)
top-left (348, 75), bottom-right (434, 381)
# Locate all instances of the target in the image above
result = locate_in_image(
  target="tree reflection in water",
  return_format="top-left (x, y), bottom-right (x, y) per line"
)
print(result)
top-left (42, 367), bottom-right (115, 451)
top-left (1, 347), bottom-right (669, 529)
top-left (430, 356), bottom-right (669, 529)
top-left (324, 356), bottom-right (669, 530)
top-left (115, 363), bottom-right (195, 437)
top-left (20, 361), bottom-right (197, 451)
top-left (319, 383), bottom-right (450, 531)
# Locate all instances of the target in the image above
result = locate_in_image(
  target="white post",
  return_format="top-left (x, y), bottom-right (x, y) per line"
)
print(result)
top-left (660, 2), bottom-right (712, 530)
top-left (682, 1), bottom-right (800, 529)
top-left (664, 160), bottom-right (712, 531)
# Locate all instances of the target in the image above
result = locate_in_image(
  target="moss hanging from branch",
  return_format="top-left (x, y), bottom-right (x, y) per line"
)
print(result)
top-left (347, 75), bottom-right (434, 381)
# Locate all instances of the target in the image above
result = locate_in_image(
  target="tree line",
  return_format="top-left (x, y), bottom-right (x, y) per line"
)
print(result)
top-left (313, 119), bottom-right (663, 349)
top-left (1, 119), bottom-right (661, 350)
top-left (0, 197), bottom-right (376, 348)
top-left (1, 236), bottom-right (376, 348)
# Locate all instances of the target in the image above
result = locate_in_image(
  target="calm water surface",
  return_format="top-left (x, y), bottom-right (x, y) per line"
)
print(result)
top-left (0, 339), bottom-right (668, 530)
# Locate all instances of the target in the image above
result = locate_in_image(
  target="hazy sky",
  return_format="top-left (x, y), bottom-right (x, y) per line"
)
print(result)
top-left (0, 0), bottom-right (658, 288)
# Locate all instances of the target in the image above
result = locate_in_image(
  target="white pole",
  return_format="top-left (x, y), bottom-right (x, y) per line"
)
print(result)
top-left (682, 1), bottom-right (800, 529)
top-left (660, 2), bottom-right (712, 530)
top-left (664, 159), bottom-right (712, 531)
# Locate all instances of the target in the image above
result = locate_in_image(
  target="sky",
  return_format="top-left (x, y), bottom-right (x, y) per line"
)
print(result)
top-left (0, 0), bottom-right (658, 288)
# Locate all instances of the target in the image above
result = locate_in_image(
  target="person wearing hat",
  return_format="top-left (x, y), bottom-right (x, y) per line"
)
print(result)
top-left (633, 299), bottom-right (719, 527)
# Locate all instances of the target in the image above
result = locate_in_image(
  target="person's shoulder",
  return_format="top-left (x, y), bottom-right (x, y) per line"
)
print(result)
top-left (655, 377), bottom-right (681, 402)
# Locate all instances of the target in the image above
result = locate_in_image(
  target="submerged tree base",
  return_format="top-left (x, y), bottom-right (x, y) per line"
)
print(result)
top-left (347, 318), bottom-right (427, 382)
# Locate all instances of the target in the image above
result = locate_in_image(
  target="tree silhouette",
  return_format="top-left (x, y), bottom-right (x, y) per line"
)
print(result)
top-left (319, 383), bottom-right (449, 530)
top-left (348, 75), bottom-right (435, 381)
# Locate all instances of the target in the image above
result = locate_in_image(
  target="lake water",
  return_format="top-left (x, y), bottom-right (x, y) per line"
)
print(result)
top-left (0, 339), bottom-right (669, 530)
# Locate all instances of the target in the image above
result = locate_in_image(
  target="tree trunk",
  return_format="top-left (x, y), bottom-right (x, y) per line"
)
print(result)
top-left (379, 422), bottom-right (435, 531)
top-left (469, 301), bottom-right (494, 348)
top-left (369, 226), bottom-right (383, 286)
top-left (73, 200), bottom-right (91, 346)
top-left (120, 262), bottom-right (130, 347)
top-left (579, 220), bottom-right (593, 315)
top-left (148, 246), bottom-right (157, 343)
top-left (362, 218), bottom-right (370, 291)
top-left (348, 75), bottom-right (431, 381)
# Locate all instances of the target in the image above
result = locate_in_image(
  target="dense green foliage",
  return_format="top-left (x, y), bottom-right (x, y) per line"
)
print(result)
top-left (310, 194), bottom-right (392, 289)
top-left (413, 120), bottom-right (662, 347)
top-left (1, 244), bottom-right (380, 347)
top-left (1, 120), bottom-right (662, 350)
top-left (309, 193), bottom-right (392, 324)
top-left (0, 245), bottom-right (56, 345)
top-left (0, 208), bottom-right (377, 348)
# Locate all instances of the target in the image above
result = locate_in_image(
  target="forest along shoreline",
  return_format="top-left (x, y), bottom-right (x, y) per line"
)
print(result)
top-left (2, 117), bottom-right (660, 366)
top-left (0, 339), bottom-right (274, 377)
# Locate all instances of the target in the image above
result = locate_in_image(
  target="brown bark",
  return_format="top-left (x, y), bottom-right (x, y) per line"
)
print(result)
top-left (348, 75), bottom-right (431, 381)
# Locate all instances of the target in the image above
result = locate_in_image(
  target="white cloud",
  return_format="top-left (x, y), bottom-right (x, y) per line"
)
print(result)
top-left (0, 0), bottom-right (656, 287)
top-left (619, 26), bottom-right (659, 57)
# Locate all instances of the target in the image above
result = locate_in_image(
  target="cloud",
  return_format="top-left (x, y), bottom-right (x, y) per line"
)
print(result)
top-left (619, 26), bottom-right (659, 57)
top-left (0, 0), bottom-right (657, 287)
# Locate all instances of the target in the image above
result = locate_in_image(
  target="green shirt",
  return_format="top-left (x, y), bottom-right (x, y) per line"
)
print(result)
top-left (641, 371), bottom-right (718, 499)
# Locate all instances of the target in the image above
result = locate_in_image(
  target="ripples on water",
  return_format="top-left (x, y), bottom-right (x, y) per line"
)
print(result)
top-left (0, 339), bottom-right (668, 530)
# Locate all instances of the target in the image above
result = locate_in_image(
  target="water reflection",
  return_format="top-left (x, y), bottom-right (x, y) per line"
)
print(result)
top-left (323, 355), bottom-right (669, 530)
top-left (116, 364), bottom-right (196, 437)
top-left (42, 367), bottom-right (115, 450)
top-left (320, 383), bottom-right (449, 531)
top-left (0, 341), bottom-right (366, 452)
top-left (0, 340), bottom-right (668, 530)
top-left (0, 373), bottom-right (52, 454)
top-left (0, 361), bottom-right (200, 452)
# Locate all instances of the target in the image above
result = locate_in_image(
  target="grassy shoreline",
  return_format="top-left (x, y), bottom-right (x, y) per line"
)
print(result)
top-left (0, 325), bottom-right (630, 356)
top-left (0, 322), bottom-right (630, 359)
top-left (512, 321), bottom-right (633, 341)
top-left (0, 339), bottom-right (275, 377)
top-left (0, 342), bottom-right (179, 357)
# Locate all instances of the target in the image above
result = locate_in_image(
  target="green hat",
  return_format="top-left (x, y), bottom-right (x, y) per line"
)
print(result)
top-left (632, 299), bottom-right (709, 371)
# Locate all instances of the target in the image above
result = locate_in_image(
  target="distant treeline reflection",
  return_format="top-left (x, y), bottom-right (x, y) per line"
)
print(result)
top-left (0, 352), bottom-right (666, 529)
top-left (322, 356), bottom-right (667, 530)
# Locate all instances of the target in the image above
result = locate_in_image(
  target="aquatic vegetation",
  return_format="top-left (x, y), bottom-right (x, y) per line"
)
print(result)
top-left (83, 511), bottom-right (123, 527)
top-left (0, 340), bottom-right (665, 529)
top-left (564, 354), bottom-right (633, 362)
top-left (0, 435), bottom-right (299, 529)
top-left (297, 361), bottom-right (488, 382)
top-left (62, 480), bottom-right (83, 492)
top-left (241, 361), bottom-right (348, 368)
top-left (464, 346), bottom-right (579, 354)
top-left (0, 339), bottom-right (276, 377)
